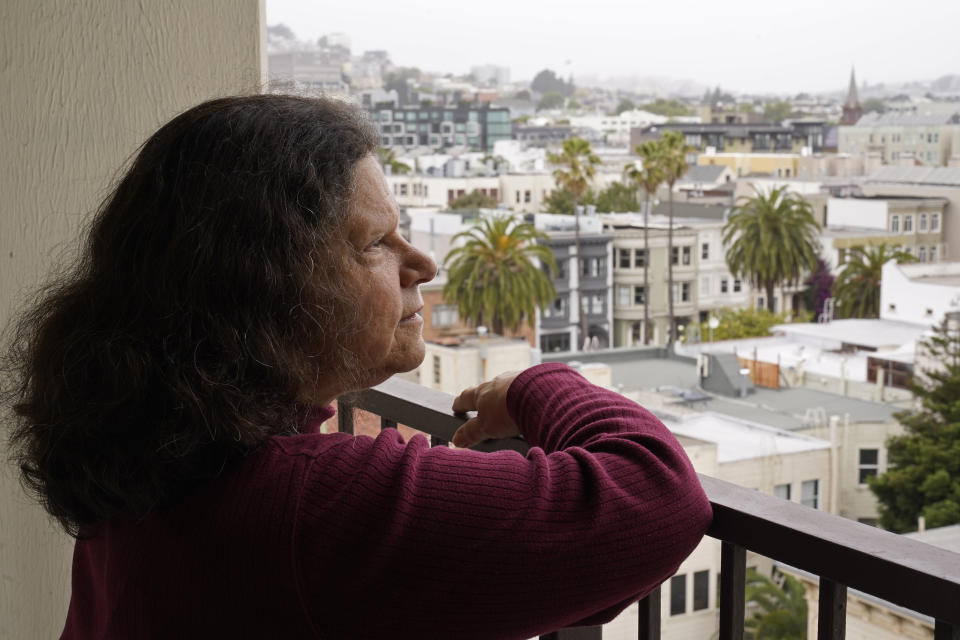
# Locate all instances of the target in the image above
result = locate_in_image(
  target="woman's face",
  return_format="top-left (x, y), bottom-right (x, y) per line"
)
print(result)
top-left (335, 156), bottom-right (437, 392)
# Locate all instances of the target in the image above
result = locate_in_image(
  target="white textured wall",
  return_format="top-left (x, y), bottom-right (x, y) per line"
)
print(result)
top-left (0, 1), bottom-right (264, 636)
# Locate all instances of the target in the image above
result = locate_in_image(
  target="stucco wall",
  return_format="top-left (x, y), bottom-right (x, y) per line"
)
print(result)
top-left (0, 1), bottom-right (264, 636)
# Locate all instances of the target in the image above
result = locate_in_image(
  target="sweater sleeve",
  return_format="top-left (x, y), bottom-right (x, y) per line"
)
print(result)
top-left (292, 362), bottom-right (712, 640)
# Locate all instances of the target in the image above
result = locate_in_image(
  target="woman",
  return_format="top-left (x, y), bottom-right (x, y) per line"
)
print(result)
top-left (4, 95), bottom-right (712, 639)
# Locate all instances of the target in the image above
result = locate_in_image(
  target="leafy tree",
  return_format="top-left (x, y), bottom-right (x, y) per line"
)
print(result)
top-left (537, 92), bottom-right (565, 111)
top-left (548, 137), bottom-right (601, 347)
top-left (659, 130), bottom-right (693, 344)
top-left (744, 569), bottom-right (807, 640)
top-left (723, 185), bottom-right (820, 314)
top-left (862, 97), bottom-right (887, 115)
top-left (443, 215), bottom-right (556, 335)
top-left (703, 86), bottom-right (737, 106)
top-left (738, 102), bottom-right (757, 114)
top-left (594, 182), bottom-right (639, 213)
top-left (763, 100), bottom-right (794, 123)
top-left (567, 99), bottom-right (582, 110)
top-left (531, 69), bottom-right (574, 97)
top-left (448, 189), bottom-right (498, 211)
top-left (832, 244), bottom-right (915, 319)
top-left (615, 98), bottom-right (636, 115)
top-left (684, 307), bottom-right (808, 343)
top-left (869, 317), bottom-right (960, 532)
top-left (624, 141), bottom-right (665, 345)
top-left (801, 258), bottom-right (834, 320)
top-left (376, 147), bottom-right (411, 174)
top-left (640, 99), bottom-right (693, 118)
top-left (513, 89), bottom-right (531, 101)
top-left (542, 187), bottom-right (596, 215)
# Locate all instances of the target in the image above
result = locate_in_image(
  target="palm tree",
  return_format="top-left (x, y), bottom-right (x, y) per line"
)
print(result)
top-left (723, 185), bottom-right (821, 314)
top-left (547, 137), bottom-right (600, 349)
top-left (658, 130), bottom-right (693, 344)
top-left (744, 569), bottom-right (807, 640)
top-left (376, 147), bottom-right (411, 175)
top-left (832, 244), bottom-right (915, 318)
top-left (624, 142), bottom-right (665, 345)
top-left (443, 215), bottom-right (557, 336)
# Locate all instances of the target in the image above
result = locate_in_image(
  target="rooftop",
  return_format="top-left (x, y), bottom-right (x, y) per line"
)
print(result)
top-left (853, 111), bottom-right (960, 127)
top-left (771, 318), bottom-right (930, 351)
top-left (865, 165), bottom-right (960, 187)
top-left (899, 262), bottom-right (960, 287)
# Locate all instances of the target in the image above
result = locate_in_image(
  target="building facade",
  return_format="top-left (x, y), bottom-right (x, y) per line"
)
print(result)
top-left (838, 112), bottom-right (960, 166)
top-left (370, 104), bottom-right (512, 151)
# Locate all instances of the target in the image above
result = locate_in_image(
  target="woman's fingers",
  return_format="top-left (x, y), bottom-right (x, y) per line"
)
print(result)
top-left (452, 385), bottom-right (479, 413)
top-left (451, 417), bottom-right (483, 448)
top-left (450, 371), bottom-right (523, 447)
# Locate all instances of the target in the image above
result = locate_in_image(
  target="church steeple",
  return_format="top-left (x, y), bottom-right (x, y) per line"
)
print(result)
top-left (842, 68), bottom-right (863, 125)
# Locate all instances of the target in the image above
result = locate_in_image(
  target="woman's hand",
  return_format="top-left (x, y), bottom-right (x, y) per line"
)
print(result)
top-left (450, 371), bottom-right (522, 448)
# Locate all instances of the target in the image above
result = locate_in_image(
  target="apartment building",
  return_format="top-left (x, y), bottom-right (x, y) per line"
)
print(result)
top-left (633, 120), bottom-right (831, 156)
top-left (369, 104), bottom-right (512, 151)
top-left (839, 112), bottom-right (960, 166)
top-left (823, 195), bottom-right (948, 267)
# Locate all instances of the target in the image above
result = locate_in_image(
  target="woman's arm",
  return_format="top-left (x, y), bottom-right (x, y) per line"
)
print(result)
top-left (292, 362), bottom-right (712, 639)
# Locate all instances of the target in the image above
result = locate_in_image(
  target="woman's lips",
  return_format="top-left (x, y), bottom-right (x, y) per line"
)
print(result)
top-left (399, 310), bottom-right (422, 324)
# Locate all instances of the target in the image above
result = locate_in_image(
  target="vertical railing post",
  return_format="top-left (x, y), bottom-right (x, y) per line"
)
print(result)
top-left (380, 417), bottom-right (397, 431)
top-left (718, 542), bottom-right (746, 640)
top-left (337, 400), bottom-right (354, 435)
top-left (817, 578), bottom-right (846, 640)
top-left (638, 586), bottom-right (661, 640)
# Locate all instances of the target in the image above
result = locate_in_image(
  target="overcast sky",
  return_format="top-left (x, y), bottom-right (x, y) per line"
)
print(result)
top-left (267, 0), bottom-right (959, 95)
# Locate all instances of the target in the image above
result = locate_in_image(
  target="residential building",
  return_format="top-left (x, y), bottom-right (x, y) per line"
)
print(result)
top-left (861, 166), bottom-right (960, 261)
top-left (821, 195), bottom-right (948, 268)
top-left (513, 124), bottom-right (575, 147)
top-left (369, 104), bottom-right (512, 151)
top-left (569, 109), bottom-right (671, 146)
top-left (267, 50), bottom-right (347, 93)
top-left (470, 64), bottom-right (510, 87)
top-left (839, 112), bottom-right (960, 166)
top-left (880, 261), bottom-right (960, 328)
top-left (633, 120), bottom-right (831, 157)
top-left (411, 333), bottom-right (534, 395)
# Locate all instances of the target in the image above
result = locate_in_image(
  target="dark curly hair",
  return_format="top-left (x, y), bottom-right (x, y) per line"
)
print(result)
top-left (2, 95), bottom-right (380, 536)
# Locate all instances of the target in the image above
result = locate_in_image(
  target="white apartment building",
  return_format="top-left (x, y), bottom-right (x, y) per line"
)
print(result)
top-left (410, 334), bottom-right (534, 395)
top-left (839, 112), bottom-right (960, 166)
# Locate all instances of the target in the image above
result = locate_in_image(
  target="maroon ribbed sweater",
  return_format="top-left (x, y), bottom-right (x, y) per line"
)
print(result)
top-left (61, 363), bottom-right (712, 639)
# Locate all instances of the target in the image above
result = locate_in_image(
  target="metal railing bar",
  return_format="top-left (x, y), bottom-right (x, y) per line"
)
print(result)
top-left (935, 620), bottom-right (960, 640)
top-left (817, 578), bottom-right (847, 640)
top-left (703, 474), bottom-right (960, 625)
top-left (380, 416), bottom-right (397, 431)
top-left (718, 542), bottom-right (746, 640)
top-left (337, 402), bottom-right (354, 435)
top-left (637, 587), bottom-right (661, 640)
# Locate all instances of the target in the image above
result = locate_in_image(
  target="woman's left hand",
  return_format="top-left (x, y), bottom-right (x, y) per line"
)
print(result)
top-left (450, 371), bottom-right (521, 448)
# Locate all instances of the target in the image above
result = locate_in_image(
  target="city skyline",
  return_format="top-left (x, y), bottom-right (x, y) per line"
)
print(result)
top-left (267, 0), bottom-right (959, 95)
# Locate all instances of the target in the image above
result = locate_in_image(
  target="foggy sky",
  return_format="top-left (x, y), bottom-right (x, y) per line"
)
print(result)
top-left (267, 0), bottom-right (959, 95)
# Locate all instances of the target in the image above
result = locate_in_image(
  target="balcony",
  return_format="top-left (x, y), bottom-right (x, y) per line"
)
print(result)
top-left (339, 376), bottom-right (960, 640)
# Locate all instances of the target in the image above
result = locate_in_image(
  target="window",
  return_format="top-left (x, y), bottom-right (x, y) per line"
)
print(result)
top-left (919, 246), bottom-right (927, 262)
top-left (589, 294), bottom-right (604, 315)
top-left (859, 449), bottom-right (879, 484)
top-left (774, 483), bottom-right (791, 500)
top-left (581, 257), bottom-right (605, 279)
top-left (634, 286), bottom-right (646, 305)
top-left (682, 246), bottom-right (691, 265)
top-left (399, 184), bottom-right (408, 196)
top-left (700, 276), bottom-right (710, 297)
top-left (930, 245), bottom-right (937, 262)
top-left (720, 278), bottom-right (729, 294)
top-left (544, 295), bottom-right (567, 319)
top-left (524, 190), bottom-right (531, 203)
top-left (672, 246), bottom-right (679, 265)
top-left (515, 190), bottom-right (521, 204)
top-left (540, 333), bottom-right (570, 353)
top-left (931, 213), bottom-right (940, 231)
top-left (618, 248), bottom-right (631, 268)
top-left (672, 282), bottom-right (691, 303)
top-left (432, 355), bottom-right (441, 384)
top-left (801, 479), bottom-right (820, 509)
top-left (432, 304), bottom-right (459, 328)
top-left (920, 213), bottom-right (928, 231)
top-left (634, 249), bottom-right (645, 268)
top-left (693, 571), bottom-right (709, 611)
top-left (904, 215), bottom-right (913, 232)
top-left (618, 285), bottom-right (631, 306)
top-left (701, 242), bottom-right (710, 260)
top-left (890, 215), bottom-right (900, 232)
top-left (670, 575), bottom-right (686, 615)
top-left (733, 279), bottom-right (742, 293)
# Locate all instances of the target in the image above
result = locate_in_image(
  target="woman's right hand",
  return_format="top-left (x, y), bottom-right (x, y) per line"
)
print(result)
top-left (450, 371), bottom-right (522, 448)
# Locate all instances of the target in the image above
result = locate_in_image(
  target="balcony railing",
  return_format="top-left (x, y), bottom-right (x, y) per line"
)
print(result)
top-left (339, 377), bottom-right (960, 640)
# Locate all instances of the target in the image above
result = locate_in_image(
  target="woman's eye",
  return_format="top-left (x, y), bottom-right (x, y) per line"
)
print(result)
top-left (365, 237), bottom-right (384, 251)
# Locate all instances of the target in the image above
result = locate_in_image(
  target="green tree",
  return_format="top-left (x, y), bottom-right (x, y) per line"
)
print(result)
top-left (862, 97), bottom-right (887, 115)
top-left (594, 181), bottom-right (639, 213)
top-left (763, 100), bottom-right (794, 123)
top-left (531, 69), bottom-right (574, 96)
top-left (537, 92), bottom-right (565, 111)
top-left (448, 189), bottom-right (498, 210)
top-left (615, 98), bottom-right (636, 115)
top-left (624, 142), bottom-right (665, 344)
top-left (869, 317), bottom-right (960, 532)
top-left (684, 307), bottom-right (809, 343)
top-left (723, 185), bottom-right (820, 314)
top-left (744, 569), bottom-right (808, 640)
top-left (659, 130), bottom-right (693, 344)
top-left (832, 244), bottom-right (915, 319)
top-left (542, 187), bottom-right (596, 215)
top-left (640, 99), bottom-right (693, 118)
top-left (376, 147), bottom-right (411, 175)
top-left (443, 215), bottom-right (556, 335)
top-left (548, 137), bottom-right (601, 347)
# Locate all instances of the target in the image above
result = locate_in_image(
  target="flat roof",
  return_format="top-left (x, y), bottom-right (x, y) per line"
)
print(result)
top-left (771, 319), bottom-right (928, 350)
top-left (661, 412), bottom-right (830, 463)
